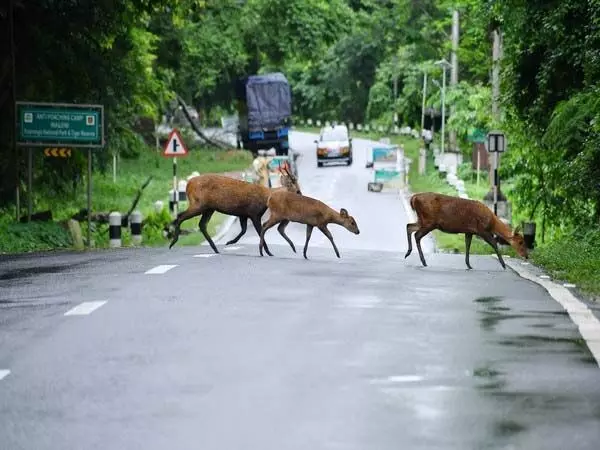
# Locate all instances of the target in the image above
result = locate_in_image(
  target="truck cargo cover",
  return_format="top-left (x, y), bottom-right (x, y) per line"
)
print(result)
top-left (239, 73), bottom-right (291, 130)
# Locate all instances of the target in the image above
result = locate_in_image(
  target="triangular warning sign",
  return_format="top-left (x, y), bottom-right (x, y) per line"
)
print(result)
top-left (163, 128), bottom-right (189, 157)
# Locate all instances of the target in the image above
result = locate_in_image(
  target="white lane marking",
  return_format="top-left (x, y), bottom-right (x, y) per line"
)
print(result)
top-left (193, 254), bottom-right (216, 258)
top-left (370, 375), bottom-right (424, 384)
top-left (0, 370), bottom-right (10, 381)
top-left (64, 301), bottom-right (107, 316)
top-left (507, 260), bottom-right (600, 368)
top-left (145, 264), bottom-right (178, 274)
top-left (224, 246), bottom-right (241, 251)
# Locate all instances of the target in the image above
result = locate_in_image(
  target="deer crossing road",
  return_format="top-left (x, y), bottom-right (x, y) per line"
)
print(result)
top-left (0, 131), bottom-right (599, 450)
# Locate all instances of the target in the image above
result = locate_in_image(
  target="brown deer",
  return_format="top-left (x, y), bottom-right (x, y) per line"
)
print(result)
top-left (259, 190), bottom-right (360, 259)
top-left (167, 168), bottom-right (301, 254)
top-left (405, 192), bottom-right (529, 269)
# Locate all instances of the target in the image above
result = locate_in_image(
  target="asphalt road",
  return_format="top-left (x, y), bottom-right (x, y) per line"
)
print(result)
top-left (1, 131), bottom-right (599, 450)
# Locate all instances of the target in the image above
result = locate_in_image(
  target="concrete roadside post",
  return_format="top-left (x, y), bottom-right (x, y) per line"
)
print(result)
top-left (109, 212), bottom-right (121, 248)
top-left (130, 210), bottom-right (142, 245)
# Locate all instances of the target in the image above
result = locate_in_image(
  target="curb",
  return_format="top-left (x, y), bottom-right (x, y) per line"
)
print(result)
top-left (504, 257), bottom-right (600, 368)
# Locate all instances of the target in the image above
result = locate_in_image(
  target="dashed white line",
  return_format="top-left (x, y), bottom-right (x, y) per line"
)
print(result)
top-left (193, 254), bottom-right (216, 258)
top-left (145, 264), bottom-right (178, 274)
top-left (0, 370), bottom-right (10, 381)
top-left (223, 246), bottom-right (241, 251)
top-left (64, 301), bottom-right (107, 316)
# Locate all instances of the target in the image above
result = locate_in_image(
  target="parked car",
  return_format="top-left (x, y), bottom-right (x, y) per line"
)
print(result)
top-left (315, 124), bottom-right (353, 167)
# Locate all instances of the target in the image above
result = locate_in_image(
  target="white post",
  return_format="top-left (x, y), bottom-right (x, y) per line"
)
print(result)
top-left (130, 210), bottom-right (142, 245)
top-left (441, 65), bottom-right (446, 156)
top-left (109, 212), bottom-right (122, 248)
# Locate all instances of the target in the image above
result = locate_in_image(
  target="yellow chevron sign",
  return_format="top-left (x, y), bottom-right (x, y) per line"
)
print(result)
top-left (43, 147), bottom-right (72, 158)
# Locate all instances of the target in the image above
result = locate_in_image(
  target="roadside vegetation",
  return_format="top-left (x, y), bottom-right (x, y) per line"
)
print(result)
top-left (0, 147), bottom-right (252, 254)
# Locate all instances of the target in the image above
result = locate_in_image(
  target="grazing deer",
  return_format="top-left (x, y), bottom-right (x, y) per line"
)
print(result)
top-left (167, 168), bottom-right (301, 254)
top-left (405, 192), bottom-right (529, 269)
top-left (259, 190), bottom-right (360, 259)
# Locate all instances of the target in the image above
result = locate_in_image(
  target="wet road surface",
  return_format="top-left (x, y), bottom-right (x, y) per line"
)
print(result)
top-left (0, 131), bottom-right (599, 449)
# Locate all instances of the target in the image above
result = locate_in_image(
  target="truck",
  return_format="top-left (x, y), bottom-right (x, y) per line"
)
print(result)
top-left (234, 72), bottom-right (292, 157)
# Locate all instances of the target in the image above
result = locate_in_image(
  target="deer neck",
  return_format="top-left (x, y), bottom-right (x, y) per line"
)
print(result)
top-left (492, 216), bottom-right (514, 242)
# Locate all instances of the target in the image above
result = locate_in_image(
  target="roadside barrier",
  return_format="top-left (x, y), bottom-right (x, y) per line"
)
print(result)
top-left (109, 212), bottom-right (121, 248)
top-left (130, 210), bottom-right (142, 245)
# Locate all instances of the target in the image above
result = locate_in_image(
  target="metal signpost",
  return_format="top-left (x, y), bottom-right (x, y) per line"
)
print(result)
top-left (15, 101), bottom-right (105, 248)
top-left (485, 130), bottom-right (506, 215)
top-left (162, 128), bottom-right (189, 218)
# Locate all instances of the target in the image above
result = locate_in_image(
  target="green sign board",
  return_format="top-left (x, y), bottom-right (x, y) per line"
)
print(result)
top-left (468, 128), bottom-right (487, 143)
top-left (16, 102), bottom-right (104, 148)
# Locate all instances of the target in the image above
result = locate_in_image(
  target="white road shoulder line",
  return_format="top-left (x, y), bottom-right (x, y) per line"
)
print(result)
top-left (399, 190), bottom-right (417, 223)
top-left (64, 301), bottom-right (107, 316)
top-left (506, 260), bottom-right (600, 367)
top-left (145, 264), bottom-right (178, 274)
top-left (0, 370), bottom-right (10, 381)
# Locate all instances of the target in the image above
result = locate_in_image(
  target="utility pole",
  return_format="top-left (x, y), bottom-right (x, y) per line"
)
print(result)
top-left (483, 27), bottom-right (504, 216)
top-left (435, 59), bottom-right (451, 155)
top-left (449, 10), bottom-right (459, 152)
top-left (393, 56), bottom-right (398, 132)
top-left (420, 71), bottom-right (427, 131)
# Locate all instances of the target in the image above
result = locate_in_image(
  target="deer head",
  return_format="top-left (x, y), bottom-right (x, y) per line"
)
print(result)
top-left (510, 225), bottom-right (529, 259)
top-left (280, 166), bottom-right (301, 194)
top-left (339, 208), bottom-right (360, 234)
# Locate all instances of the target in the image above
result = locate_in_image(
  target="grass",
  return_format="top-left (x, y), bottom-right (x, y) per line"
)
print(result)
top-left (530, 229), bottom-right (600, 298)
top-left (0, 146), bottom-right (253, 254)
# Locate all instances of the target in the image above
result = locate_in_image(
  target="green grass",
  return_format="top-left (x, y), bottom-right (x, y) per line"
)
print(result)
top-left (0, 146), bottom-right (252, 254)
top-left (530, 229), bottom-right (600, 298)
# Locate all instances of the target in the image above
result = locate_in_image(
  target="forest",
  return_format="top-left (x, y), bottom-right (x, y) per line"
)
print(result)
top-left (0, 0), bottom-right (599, 291)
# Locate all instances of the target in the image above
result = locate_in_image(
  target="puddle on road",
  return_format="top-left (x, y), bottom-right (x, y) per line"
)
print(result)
top-left (493, 419), bottom-right (527, 437)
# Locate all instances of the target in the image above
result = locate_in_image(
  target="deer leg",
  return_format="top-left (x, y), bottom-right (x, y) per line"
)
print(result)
top-left (252, 215), bottom-right (273, 256)
top-left (168, 207), bottom-right (203, 249)
top-left (318, 224), bottom-right (340, 258)
top-left (277, 220), bottom-right (296, 253)
top-left (226, 216), bottom-right (248, 245)
top-left (303, 225), bottom-right (314, 260)
top-left (199, 210), bottom-right (219, 254)
top-left (415, 227), bottom-right (434, 267)
top-left (259, 217), bottom-right (279, 257)
top-left (480, 231), bottom-right (506, 269)
top-left (464, 233), bottom-right (473, 270)
top-left (405, 222), bottom-right (419, 258)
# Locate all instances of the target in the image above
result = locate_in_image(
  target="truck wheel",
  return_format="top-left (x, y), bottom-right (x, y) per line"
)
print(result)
top-left (317, 161), bottom-right (323, 168)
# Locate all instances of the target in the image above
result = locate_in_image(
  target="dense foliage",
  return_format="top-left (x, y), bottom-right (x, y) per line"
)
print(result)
top-left (0, 0), bottom-right (598, 239)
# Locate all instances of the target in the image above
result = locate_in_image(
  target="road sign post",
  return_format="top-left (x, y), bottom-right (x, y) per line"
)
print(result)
top-left (162, 128), bottom-right (189, 218)
top-left (485, 130), bottom-right (507, 216)
top-left (15, 101), bottom-right (105, 248)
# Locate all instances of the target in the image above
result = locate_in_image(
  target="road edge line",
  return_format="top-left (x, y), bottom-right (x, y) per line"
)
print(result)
top-left (505, 259), bottom-right (600, 368)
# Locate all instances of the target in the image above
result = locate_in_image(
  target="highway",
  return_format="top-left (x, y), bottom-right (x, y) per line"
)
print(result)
top-left (1, 130), bottom-right (599, 450)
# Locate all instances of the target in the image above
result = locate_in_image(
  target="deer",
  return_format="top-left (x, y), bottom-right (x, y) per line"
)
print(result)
top-left (405, 192), bottom-right (529, 269)
top-left (166, 167), bottom-right (301, 254)
top-left (259, 189), bottom-right (360, 259)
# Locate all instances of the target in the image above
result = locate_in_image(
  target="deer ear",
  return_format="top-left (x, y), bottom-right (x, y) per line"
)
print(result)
top-left (340, 208), bottom-right (348, 217)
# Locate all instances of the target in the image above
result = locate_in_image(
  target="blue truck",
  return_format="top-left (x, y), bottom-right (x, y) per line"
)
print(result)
top-left (234, 72), bottom-right (292, 157)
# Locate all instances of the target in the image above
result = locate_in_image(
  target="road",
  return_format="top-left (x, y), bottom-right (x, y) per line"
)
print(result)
top-left (1, 131), bottom-right (599, 450)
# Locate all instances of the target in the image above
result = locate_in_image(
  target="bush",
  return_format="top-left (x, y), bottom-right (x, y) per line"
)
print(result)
top-left (0, 222), bottom-right (73, 254)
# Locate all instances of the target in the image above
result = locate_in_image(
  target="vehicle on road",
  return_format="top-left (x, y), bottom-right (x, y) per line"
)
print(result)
top-left (234, 72), bottom-right (292, 157)
top-left (315, 124), bottom-right (353, 167)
